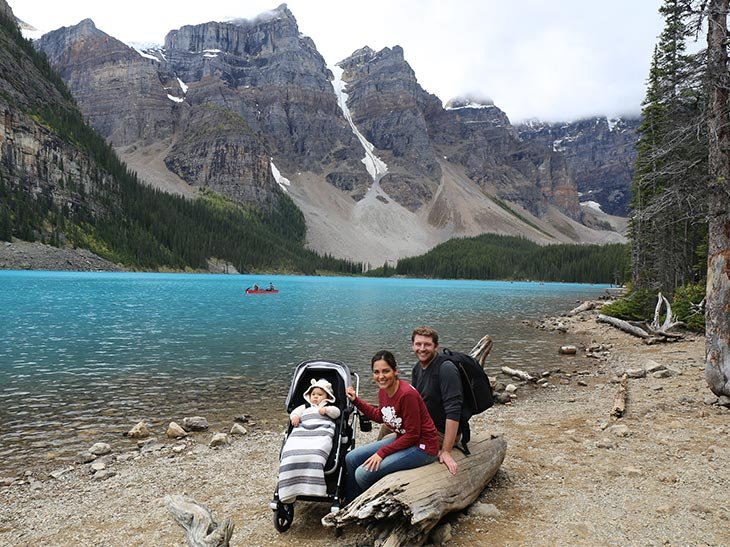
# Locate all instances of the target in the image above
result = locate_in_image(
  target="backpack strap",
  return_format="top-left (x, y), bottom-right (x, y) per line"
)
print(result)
top-left (433, 354), bottom-right (471, 456)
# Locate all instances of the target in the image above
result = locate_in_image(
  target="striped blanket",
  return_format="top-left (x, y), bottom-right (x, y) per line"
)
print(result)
top-left (277, 406), bottom-right (337, 503)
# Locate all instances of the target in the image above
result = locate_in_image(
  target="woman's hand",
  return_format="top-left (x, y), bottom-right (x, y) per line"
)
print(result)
top-left (290, 415), bottom-right (300, 427)
top-left (346, 386), bottom-right (356, 401)
top-left (362, 453), bottom-right (383, 472)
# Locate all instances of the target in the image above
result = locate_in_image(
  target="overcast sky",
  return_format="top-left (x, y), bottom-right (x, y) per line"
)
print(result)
top-left (13, 0), bottom-right (671, 123)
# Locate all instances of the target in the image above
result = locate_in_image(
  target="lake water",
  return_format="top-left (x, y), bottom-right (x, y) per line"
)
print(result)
top-left (0, 271), bottom-right (609, 475)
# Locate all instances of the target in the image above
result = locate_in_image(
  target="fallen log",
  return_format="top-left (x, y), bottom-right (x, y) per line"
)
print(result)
top-left (323, 432), bottom-right (507, 547)
top-left (611, 373), bottom-right (628, 419)
top-left (566, 300), bottom-right (596, 316)
top-left (643, 324), bottom-right (684, 339)
top-left (165, 495), bottom-right (234, 547)
top-left (501, 366), bottom-right (536, 382)
top-left (597, 314), bottom-right (652, 339)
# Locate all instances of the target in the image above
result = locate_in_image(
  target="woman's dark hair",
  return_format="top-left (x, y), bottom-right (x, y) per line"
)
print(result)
top-left (370, 350), bottom-right (397, 371)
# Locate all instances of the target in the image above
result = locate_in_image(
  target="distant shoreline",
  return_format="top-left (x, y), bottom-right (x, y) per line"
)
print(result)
top-left (0, 240), bottom-right (126, 272)
top-left (0, 240), bottom-right (245, 274)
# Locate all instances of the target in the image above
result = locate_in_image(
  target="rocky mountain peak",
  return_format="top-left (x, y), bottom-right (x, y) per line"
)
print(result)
top-left (29, 5), bottom-right (631, 264)
top-left (336, 45), bottom-right (443, 210)
top-left (73, 18), bottom-right (98, 33)
top-left (164, 3), bottom-right (301, 56)
top-left (517, 116), bottom-right (639, 216)
top-left (37, 19), bottom-right (139, 68)
top-left (442, 95), bottom-right (512, 128)
top-left (445, 95), bottom-right (495, 109)
top-left (339, 45), bottom-right (413, 82)
top-left (0, 0), bottom-right (13, 20)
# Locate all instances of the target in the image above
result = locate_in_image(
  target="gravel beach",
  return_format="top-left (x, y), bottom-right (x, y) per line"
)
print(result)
top-left (0, 240), bottom-right (125, 272)
top-left (0, 304), bottom-right (727, 546)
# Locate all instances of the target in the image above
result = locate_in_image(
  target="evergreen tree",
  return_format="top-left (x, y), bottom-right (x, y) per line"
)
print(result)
top-left (630, 0), bottom-right (708, 293)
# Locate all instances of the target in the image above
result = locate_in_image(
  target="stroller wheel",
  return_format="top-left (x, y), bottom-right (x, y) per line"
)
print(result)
top-left (273, 502), bottom-right (294, 532)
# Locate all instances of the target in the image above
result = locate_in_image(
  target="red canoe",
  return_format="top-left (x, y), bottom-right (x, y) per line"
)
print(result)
top-left (245, 289), bottom-right (279, 294)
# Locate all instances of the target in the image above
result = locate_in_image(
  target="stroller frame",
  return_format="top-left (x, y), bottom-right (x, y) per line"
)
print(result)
top-left (270, 358), bottom-right (361, 533)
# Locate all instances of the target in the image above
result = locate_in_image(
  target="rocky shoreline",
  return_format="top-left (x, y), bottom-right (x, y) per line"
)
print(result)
top-left (0, 240), bottom-right (126, 272)
top-left (1, 304), bottom-right (728, 546)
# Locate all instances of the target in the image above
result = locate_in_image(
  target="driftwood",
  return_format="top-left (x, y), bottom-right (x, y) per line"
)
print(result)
top-left (566, 300), bottom-right (596, 316)
top-left (651, 292), bottom-right (684, 332)
top-left (559, 345), bottom-right (577, 355)
top-left (640, 322), bottom-right (684, 339)
top-left (165, 495), bottom-right (234, 547)
top-left (611, 373), bottom-right (628, 418)
top-left (597, 293), bottom-right (686, 343)
top-left (501, 366), bottom-right (536, 382)
top-left (468, 335), bottom-right (493, 366)
top-left (597, 314), bottom-right (652, 339)
top-left (323, 433), bottom-right (507, 546)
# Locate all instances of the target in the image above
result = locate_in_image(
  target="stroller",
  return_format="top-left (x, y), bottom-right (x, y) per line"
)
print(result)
top-left (270, 359), bottom-right (363, 532)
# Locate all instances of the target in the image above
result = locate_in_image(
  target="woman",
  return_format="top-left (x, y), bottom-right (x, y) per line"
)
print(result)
top-left (345, 350), bottom-right (440, 502)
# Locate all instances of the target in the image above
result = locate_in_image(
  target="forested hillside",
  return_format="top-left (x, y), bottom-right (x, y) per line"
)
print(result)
top-left (371, 234), bottom-right (629, 284)
top-left (0, 11), bottom-right (361, 275)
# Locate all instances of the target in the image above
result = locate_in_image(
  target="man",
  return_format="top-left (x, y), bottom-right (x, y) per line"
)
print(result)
top-left (410, 326), bottom-right (462, 475)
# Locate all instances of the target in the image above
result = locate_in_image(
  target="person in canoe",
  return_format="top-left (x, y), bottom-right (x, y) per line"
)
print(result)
top-left (266, 282), bottom-right (276, 291)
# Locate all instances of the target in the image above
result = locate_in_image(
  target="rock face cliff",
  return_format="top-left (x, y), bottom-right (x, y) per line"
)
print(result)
top-left (36, 6), bottom-right (371, 211)
top-left (337, 45), bottom-right (444, 211)
top-left (36, 19), bottom-right (175, 147)
top-left (518, 117), bottom-right (639, 216)
top-left (429, 98), bottom-right (582, 221)
top-left (0, 3), bottom-right (114, 236)
top-left (31, 4), bottom-right (630, 265)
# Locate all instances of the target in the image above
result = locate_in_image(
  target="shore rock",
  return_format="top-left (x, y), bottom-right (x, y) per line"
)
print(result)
top-left (182, 417), bottom-right (209, 432)
top-left (166, 422), bottom-right (188, 438)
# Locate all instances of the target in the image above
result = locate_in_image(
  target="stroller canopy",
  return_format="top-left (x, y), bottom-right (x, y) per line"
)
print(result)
top-left (284, 359), bottom-right (354, 413)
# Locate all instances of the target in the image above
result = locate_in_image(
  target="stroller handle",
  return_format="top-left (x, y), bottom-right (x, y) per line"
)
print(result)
top-left (350, 371), bottom-right (373, 433)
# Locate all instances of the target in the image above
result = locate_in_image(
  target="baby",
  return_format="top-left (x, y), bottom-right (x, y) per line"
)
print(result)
top-left (290, 378), bottom-right (341, 426)
top-left (278, 378), bottom-right (342, 503)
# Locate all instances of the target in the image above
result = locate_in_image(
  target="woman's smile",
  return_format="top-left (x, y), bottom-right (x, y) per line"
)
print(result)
top-left (372, 359), bottom-right (398, 395)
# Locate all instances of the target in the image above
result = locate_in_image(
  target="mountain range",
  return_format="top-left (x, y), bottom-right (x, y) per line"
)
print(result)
top-left (18, 3), bottom-right (637, 267)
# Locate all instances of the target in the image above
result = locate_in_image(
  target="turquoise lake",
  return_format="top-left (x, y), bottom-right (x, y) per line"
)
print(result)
top-left (0, 271), bottom-right (610, 474)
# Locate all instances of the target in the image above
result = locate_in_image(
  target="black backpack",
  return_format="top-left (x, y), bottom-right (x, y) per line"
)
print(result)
top-left (435, 348), bottom-right (494, 453)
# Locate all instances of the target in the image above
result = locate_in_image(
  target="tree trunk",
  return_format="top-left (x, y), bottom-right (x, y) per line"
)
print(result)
top-left (323, 433), bottom-right (507, 546)
top-left (705, 0), bottom-right (730, 397)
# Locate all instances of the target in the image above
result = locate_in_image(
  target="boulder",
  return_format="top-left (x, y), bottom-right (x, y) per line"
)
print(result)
top-left (89, 442), bottom-right (111, 456)
top-left (167, 422), bottom-right (188, 438)
top-left (182, 417), bottom-right (209, 432)
top-left (125, 421), bottom-right (151, 439)
top-left (208, 433), bottom-right (229, 448)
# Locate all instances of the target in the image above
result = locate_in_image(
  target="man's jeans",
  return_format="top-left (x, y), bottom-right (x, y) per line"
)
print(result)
top-left (345, 436), bottom-right (436, 502)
